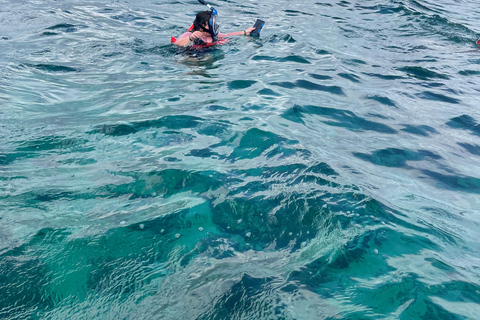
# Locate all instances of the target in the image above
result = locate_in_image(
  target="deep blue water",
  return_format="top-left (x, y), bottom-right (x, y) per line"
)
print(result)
top-left (1, 0), bottom-right (480, 319)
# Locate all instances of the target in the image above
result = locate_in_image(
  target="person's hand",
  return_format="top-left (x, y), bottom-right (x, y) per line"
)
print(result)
top-left (245, 27), bottom-right (255, 35)
top-left (189, 31), bottom-right (203, 41)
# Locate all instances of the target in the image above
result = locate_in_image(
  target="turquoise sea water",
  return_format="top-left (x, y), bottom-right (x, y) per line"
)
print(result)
top-left (1, 0), bottom-right (480, 318)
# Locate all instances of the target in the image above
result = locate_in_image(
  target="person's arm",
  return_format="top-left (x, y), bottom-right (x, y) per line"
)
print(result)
top-left (174, 35), bottom-right (192, 46)
top-left (174, 31), bottom-right (203, 47)
top-left (219, 27), bottom-right (255, 37)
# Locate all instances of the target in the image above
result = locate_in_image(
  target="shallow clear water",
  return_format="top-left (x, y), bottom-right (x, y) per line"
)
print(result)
top-left (1, 0), bottom-right (480, 319)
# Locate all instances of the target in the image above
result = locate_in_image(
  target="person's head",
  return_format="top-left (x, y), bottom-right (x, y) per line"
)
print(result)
top-left (193, 11), bottom-right (212, 32)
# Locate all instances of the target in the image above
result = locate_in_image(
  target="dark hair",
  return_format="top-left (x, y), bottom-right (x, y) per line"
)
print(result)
top-left (192, 11), bottom-right (211, 32)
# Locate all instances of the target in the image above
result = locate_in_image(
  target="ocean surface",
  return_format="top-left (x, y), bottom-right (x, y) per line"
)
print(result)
top-left (1, 0), bottom-right (480, 319)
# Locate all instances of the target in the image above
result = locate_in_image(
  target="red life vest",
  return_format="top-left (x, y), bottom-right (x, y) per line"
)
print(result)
top-left (171, 25), bottom-right (228, 48)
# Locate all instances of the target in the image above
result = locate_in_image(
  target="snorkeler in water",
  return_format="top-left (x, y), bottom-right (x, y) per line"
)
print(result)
top-left (173, 10), bottom-right (255, 47)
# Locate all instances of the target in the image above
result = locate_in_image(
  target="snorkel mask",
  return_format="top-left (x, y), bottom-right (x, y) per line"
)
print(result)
top-left (208, 8), bottom-right (219, 41)
top-left (198, 0), bottom-right (219, 41)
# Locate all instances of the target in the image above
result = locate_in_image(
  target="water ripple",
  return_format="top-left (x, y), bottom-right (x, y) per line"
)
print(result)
top-left (2, 0), bottom-right (480, 319)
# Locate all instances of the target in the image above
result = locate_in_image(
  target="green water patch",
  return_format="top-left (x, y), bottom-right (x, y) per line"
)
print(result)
top-left (0, 249), bottom-right (53, 318)
top-left (290, 226), bottom-right (439, 284)
top-left (282, 104), bottom-right (397, 133)
top-left (206, 166), bottom-right (364, 252)
top-left (1, 154), bottom-right (465, 319)
top-left (353, 148), bottom-right (442, 168)
top-left (286, 225), bottom-right (456, 318)
top-left (209, 167), bottom-right (421, 253)
top-left (0, 201), bottom-right (217, 318)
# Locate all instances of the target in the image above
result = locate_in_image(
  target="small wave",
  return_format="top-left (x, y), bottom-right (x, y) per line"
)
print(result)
top-left (228, 80), bottom-right (257, 90)
top-left (1, 136), bottom-right (91, 165)
top-left (46, 23), bottom-right (77, 31)
top-left (365, 94), bottom-right (397, 107)
top-left (353, 148), bottom-right (442, 168)
top-left (458, 142), bottom-right (480, 156)
top-left (282, 105), bottom-right (396, 134)
top-left (398, 66), bottom-right (449, 80)
top-left (252, 54), bottom-right (311, 64)
top-left (446, 114), bottom-right (480, 136)
top-left (422, 169), bottom-right (480, 194)
top-left (22, 63), bottom-right (78, 73)
top-left (400, 124), bottom-right (438, 136)
top-left (417, 91), bottom-right (460, 104)
top-left (92, 115), bottom-right (206, 136)
top-left (338, 72), bottom-right (361, 83)
top-left (271, 80), bottom-right (344, 95)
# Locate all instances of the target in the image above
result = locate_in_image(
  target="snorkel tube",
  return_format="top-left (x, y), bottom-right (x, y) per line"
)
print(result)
top-left (197, 0), bottom-right (212, 10)
top-left (197, 0), bottom-right (219, 41)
